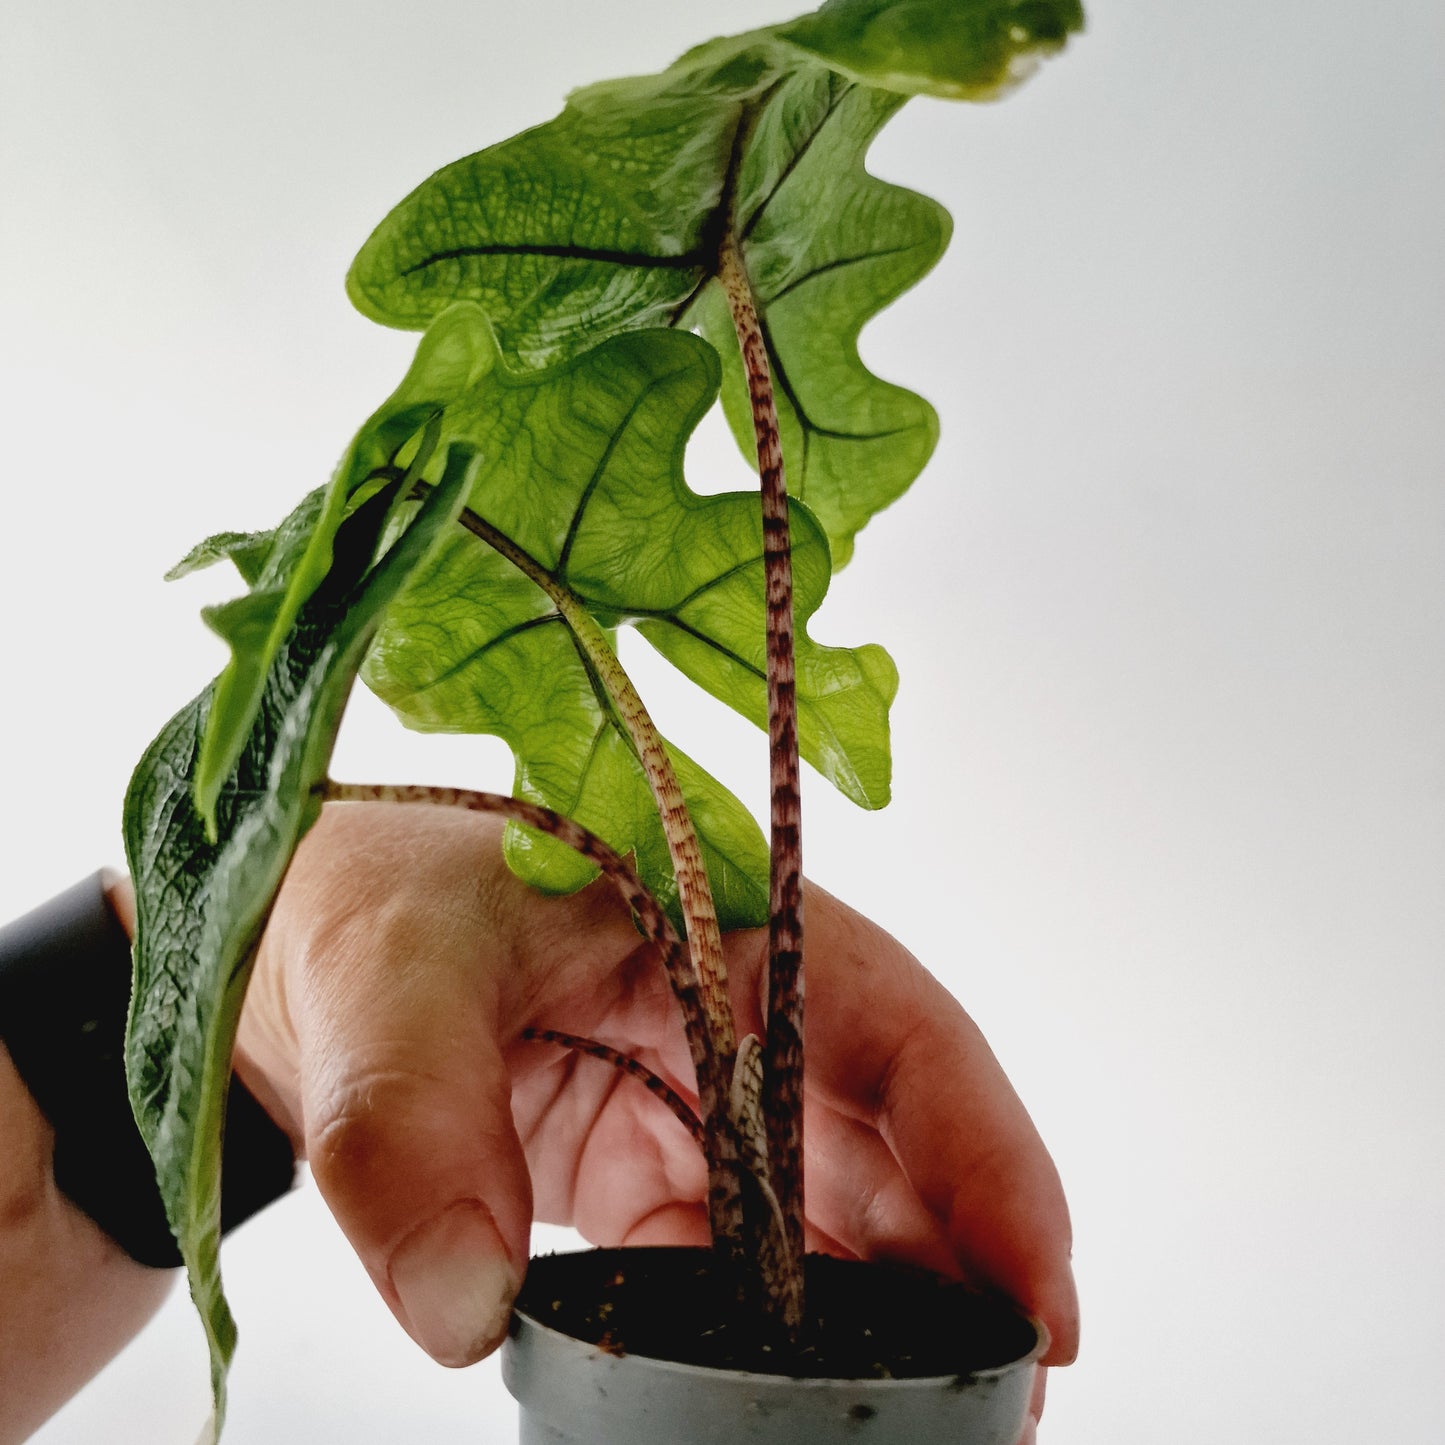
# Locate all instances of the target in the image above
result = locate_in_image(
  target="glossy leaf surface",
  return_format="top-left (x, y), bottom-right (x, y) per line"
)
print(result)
top-left (364, 316), bottom-right (896, 928)
top-left (684, 72), bottom-right (943, 565)
top-left (347, 1), bottom-right (1079, 560)
top-left (124, 459), bottom-right (471, 1434)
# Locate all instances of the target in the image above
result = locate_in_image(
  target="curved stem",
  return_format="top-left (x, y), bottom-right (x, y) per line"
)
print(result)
top-left (320, 779), bottom-right (744, 1242)
top-left (521, 1028), bottom-right (705, 1147)
top-left (718, 231), bottom-right (806, 1310)
top-left (444, 501), bottom-right (737, 1069)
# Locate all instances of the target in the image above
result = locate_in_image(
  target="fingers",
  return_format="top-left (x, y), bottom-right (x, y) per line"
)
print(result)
top-left (255, 805), bottom-right (535, 1367)
top-left (1030, 1364), bottom-right (1048, 1424)
top-left (800, 1100), bottom-right (956, 1277)
top-left (1019, 1365), bottom-right (1049, 1444)
top-left (797, 884), bottom-right (1080, 1366)
top-left (304, 1020), bottom-right (528, 1368)
top-left (512, 1006), bottom-right (713, 1246)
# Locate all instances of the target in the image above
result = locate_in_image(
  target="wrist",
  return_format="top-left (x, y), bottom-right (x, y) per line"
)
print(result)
top-left (0, 873), bottom-right (296, 1267)
top-left (100, 867), bottom-right (135, 939)
top-left (0, 1037), bottom-right (174, 1444)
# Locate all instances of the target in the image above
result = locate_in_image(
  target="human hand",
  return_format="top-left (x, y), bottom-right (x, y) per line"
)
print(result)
top-left (235, 801), bottom-right (1077, 1441)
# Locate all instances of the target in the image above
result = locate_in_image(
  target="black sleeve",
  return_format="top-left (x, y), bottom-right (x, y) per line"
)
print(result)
top-left (0, 873), bottom-right (295, 1268)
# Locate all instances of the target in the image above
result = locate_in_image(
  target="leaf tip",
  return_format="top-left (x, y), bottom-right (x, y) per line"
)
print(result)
top-left (776, 0), bottom-right (1085, 102)
top-left (344, 251), bottom-right (393, 330)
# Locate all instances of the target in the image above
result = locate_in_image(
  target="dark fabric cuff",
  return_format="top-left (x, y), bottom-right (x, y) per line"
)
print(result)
top-left (0, 872), bottom-right (295, 1268)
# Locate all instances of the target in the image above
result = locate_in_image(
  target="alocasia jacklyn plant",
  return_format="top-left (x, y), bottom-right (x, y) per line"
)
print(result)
top-left (123, 0), bottom-right (1083, 1433)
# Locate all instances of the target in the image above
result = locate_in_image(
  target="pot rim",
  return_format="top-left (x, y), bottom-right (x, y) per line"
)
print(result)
top-left (508, 1297), bottom-right (1051, 1389)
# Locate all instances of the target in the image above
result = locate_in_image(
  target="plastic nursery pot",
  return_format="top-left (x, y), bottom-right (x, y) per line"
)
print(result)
top-left (501, 1248), bottom-right (1046, 1445)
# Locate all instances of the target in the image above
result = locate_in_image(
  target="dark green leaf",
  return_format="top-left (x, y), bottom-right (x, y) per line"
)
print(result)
top-left (193, 305), bottom-right (494, 831)
top-left (124, 452), bottom-right (473, 1435)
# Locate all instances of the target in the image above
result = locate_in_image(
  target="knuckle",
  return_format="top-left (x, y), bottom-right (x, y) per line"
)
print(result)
top-left (305, 1060), bottom-right (447, 1196)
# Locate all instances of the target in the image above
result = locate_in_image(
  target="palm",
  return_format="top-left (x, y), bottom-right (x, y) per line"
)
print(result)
top-left (503, 890), bottom-right (951, 1277)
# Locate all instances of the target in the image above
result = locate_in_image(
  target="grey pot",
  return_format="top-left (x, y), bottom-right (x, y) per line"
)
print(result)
top-left (500, 1250), bottom-right (1046, 1445)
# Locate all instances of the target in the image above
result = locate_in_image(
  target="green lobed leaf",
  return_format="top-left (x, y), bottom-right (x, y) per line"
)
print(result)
top-left (685, 72), bottom-right (945, 566)
top-left (363, 316), bottom-right (896, 928)
top-left (123, 454), bottom-right (473, 1436)
top-left (347, 0), bottom-right (1080, 561)
top-left (192, 304), bottom-right (495, 832)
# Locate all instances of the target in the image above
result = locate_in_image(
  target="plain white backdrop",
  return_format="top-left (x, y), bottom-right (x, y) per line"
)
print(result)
top-left (2, 1), bottom-right (1442, 1440)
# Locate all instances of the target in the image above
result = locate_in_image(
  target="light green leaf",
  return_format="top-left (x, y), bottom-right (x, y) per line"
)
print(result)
top-left (166, 529), bottom-right (275, 586)
top-left (685, 73), bottom-right (944, 566)
top-left (364, 323), bottom-right (895, 927)
top-left (192, 303), bottom-right (496, 831)
top-left (124, 454), bottom-right (473, 1436)
top-left (347, 0), bottom-right (1079, 560)
top-left (373, 543), bottom-right (772, 928)
top-left (775, 0), bottom-right (1085, 100)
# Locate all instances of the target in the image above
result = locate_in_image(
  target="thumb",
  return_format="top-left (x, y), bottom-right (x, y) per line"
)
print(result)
top-left (288, 899), bottom-right (531, 1369)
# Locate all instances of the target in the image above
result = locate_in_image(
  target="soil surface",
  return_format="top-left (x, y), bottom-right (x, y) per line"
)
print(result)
top-left (513, 1248), bottom-right (1039, 1380)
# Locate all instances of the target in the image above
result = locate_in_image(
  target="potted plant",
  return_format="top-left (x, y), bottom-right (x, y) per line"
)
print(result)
top-left (121, 0), bottom-right (1084, 1439)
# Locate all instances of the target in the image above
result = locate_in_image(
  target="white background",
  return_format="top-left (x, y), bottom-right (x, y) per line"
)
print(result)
top-left (3, 1), bottom-right (1442, 1440)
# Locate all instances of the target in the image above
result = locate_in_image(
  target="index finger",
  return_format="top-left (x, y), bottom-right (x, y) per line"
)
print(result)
top-left (799, 884), bottom-right (1079, 1366)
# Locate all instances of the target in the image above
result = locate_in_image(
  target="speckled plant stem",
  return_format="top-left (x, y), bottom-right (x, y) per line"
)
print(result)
top-left (718, 230), bottom-right (805, 1323)
top-left (521, 1028), bottom-right (705, 1147)
top-left (442, 501), bottom-right (738, 1073)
